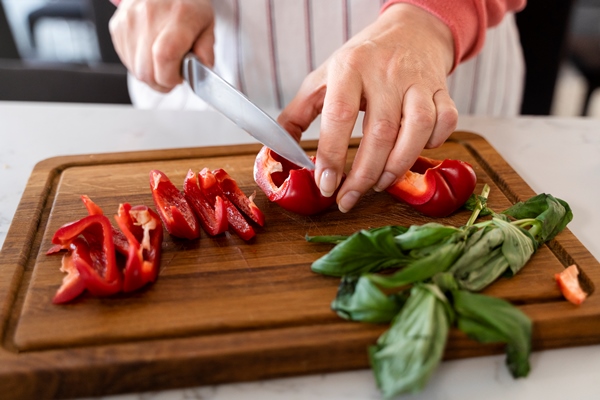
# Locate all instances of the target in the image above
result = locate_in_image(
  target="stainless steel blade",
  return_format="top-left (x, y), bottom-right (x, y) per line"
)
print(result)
top-left (182, 53), bottom-right (315, 170)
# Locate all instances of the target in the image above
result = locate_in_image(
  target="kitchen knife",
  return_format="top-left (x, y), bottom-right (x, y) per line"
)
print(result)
top-left (182, 53), bottom-right (315, 170)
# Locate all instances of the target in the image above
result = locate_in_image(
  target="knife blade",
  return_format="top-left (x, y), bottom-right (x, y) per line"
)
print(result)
top-left (182, 53), bottom-right (315, 170)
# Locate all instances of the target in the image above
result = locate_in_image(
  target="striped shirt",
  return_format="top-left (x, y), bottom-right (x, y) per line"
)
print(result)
top-left (129, 0), bottom-right (525, 117)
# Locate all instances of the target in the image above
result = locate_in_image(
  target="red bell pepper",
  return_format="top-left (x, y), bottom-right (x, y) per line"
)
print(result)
top-left (198, 168), bottom-right (256, 241)
top-left (386, 156), bottom-right (477, 218)
top-left (150, 169), bottom-right (200, 240)
top-left (213, 168), bottom-right (265, 226)
top-left (183, 169), bottom-right (228, 236)
top-left (555, 264), bottom-right (588, 305)
top-left (253, 145), bottom-right (339, 216)
top-left (51, 214), bottom-right (122, 297)
top-left (114, 203), bottom-right (163, 292)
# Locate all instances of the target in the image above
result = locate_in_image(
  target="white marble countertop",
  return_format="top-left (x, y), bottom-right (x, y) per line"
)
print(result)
top-left (1, 101), bottom-right (599, 400)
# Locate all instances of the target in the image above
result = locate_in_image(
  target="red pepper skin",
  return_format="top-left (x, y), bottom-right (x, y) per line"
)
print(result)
top-left (51, 214), bottom-right (122, 297)
top-left (213, 168), bottom-right (265, 226)
top-left (253, 146), bottom-right (338, 216)
top-left (386, 156), bottom-right (477, 218)
top-left (115, 203), bottom-right (163, 292)
top-left (183, 169), bottom-right (228, 236)
top-left (198, 168), bottom-right (255, 241)
top-left (149, 169), bottom-right (200, 240)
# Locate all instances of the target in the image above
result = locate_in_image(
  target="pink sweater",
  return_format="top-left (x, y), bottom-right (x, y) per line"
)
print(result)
top-left (381, 0), bottom-right (527, 70)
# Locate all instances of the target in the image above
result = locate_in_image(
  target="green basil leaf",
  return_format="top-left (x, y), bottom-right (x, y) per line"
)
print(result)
top-left (452, 290), bottom-right (532, 378)
top-left (332, 275), bottom-right (406, 323)
top-left (370, 284), bottom-right (451, 397)
top-left (502, 194), bottom-right (573, 243)
top-left (463, 193), bottom-right (492, 216)
top-left (311, 226), bottom-right (410, 276)
top-left (306, 225), bottom-right (408, 245)
top-left (394, 223), bottom-right (459, 251)
top-left (368, 240), bottom-right (466, 289)
top-left (494, 218), bottom-right (536, 275)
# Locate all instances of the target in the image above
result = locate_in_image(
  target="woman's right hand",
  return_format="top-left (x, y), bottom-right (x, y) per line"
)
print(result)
top-left (109, 0), bottom-right (215, 93)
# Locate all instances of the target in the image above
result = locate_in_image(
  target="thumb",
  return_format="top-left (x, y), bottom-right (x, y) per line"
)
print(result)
top-left (277, 78), bottom-right (326, 142)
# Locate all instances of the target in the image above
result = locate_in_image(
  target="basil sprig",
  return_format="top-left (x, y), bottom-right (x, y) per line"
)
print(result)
top-left (307, 185), bottom-right (573, 398)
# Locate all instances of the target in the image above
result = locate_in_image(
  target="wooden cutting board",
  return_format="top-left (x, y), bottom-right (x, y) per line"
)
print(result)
top-left (0, 131), bottom-right (598, 399)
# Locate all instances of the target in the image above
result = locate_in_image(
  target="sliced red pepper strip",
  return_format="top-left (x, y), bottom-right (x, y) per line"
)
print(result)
top-left (198, 168), bottom-right (255, 241)
top-left (81, 194), bottom-right (129, 255)
top-left (555, 264), bottom-right (588, 305)
top-left (51, 214), bottom-right (122, 297)
top-left (213, 168), bottom-right (265, 226)
top-left (52, 250), bottom-right (86, 304)
top-left (386, 156), bottom-right (477, 218)
top-left (115, 203), bottom-right (163, 292)
top-left (253, 145), bottom-right (339, 216)
top-left (149, 169), bottom-right (200, 240)
top-left (183, 169), bottom-right (228, 236)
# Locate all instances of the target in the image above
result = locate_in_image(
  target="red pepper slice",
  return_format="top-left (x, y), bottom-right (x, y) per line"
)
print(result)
top-left (51, 214), bottom-right (122, 297)
top-left (52, 250), bottom-right (86, 304)
top-left (555, 264), bottom-right (588, 305)
top-left (198, 168), bottom-right (256, 241)
top-left (213, 168), bottom-right (265, 226)
top-left (149, 169), bottom-right (200, 240)
top-left (183, 169), bottom-right (228, 236)
top-left (386, 156), bottom-right (477, 218)
top-left (114, 203), bottom-right (163, 292)
top-left (253, 145), bottom-right (338, 216)
top-left (81, 194), bottom-right (129, 255)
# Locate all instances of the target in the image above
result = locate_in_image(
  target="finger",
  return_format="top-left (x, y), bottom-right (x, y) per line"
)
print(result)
top-left (426, 89), bottom-right (457, 149)
top-left (337, 89), bottom-right (401, 211)
top-left (373, 84), bottom-right (436, 192)
top-left (192, 20), bottom-right (216, 68)
top-left (152, 24), bottom-right (198, 89)
top-left (133, 31), bottom-right (172, 93)
top-left (315, 67), bottom-right (362, 199)
top-left (277, 69), bottom-right (327, 142)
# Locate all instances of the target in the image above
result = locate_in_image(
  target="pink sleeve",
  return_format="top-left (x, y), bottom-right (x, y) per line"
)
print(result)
top-left (381, 0), bottom-right (527, 70)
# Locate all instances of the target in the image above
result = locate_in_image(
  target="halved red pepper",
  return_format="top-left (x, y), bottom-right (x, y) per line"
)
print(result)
top-left (150, 169), bottom-right (200, 240)
top-left (51, 214), bottom-right (122, 298)
top-left (183, 169), bottom-right (228, 236)
top-left (114, 203), bottom-right (163, 292)
top-left (213, 168), bottom-right (265, 226)
top-left (198, 168), bottom-right (256, 241)
top-left (253, 145), bottom-right (339, 216)
top-left (386, 156), bottom-right (477, 218)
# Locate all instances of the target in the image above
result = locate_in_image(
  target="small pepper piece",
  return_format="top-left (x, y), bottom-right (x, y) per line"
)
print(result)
top-left (150, 169), bottom-right (200, 240)
top-left (81, 194), bottom-right (129, 255)
top-left (199, 168), bottom-right (256, 241)
top-left (183, 169), bottom-right (228, 236)
top-left (555, 264), bottom-right (588, 305)
top-left (254, 145), bottom-right (339, 216)
top-left (52, 250), bottom-right (85, 304)
top-left (114, 203), bottom-right (163, 292)
top-left (213, 168), bottom-right (265, 226)
top-left (51, 214), bottom-right (122, 297)
top-left (386, 156), bottom-right (477, 218)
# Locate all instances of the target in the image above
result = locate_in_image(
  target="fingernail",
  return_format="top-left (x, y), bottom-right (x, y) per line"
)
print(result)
top-left (319, 169), bottom-right (338, 197)
top-left (374, 172), bottom-right (397, 192)
top-left (338, 191), bottom-right (361, 213)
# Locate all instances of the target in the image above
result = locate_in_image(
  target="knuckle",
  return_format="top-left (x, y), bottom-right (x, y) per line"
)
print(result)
top-left (367, 118), bottom-right (399, 147)
top-left (436, 104), bottom-right (458, 132)
top-left (322, 99), bottom-right (356, 125)
top-left (406, 107), bottom-right (436, 130)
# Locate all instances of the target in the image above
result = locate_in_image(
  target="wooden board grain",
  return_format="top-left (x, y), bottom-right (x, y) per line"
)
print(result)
top-left (0, 132), bottom-right (598, 399)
